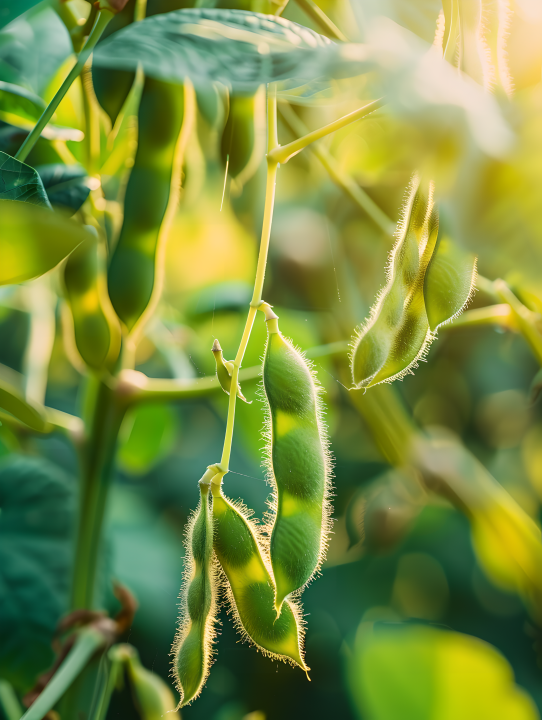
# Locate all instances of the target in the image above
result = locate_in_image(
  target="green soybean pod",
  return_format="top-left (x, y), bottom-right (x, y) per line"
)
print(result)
top-left (64, 230), bottom-right (121, 371)
top-left (262, 308), bottom-right (331, 613)
top-left (122, 645), bottom-right (180, 719)
top-left (220, 87), bottom-right (265, 193)
top-left (211, 479), bottom-right (309, 673)
top-left (108, 78), bottom-right (191, 334)
top-left (172, 474), bottom-right (218, 706)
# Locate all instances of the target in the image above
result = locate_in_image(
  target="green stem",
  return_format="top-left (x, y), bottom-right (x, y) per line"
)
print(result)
top-left (71, 380), bottom-right (125, 610)
top-left (19, 629), bottom-right (105, 720)
top-left (219, 86), bottom-right (279, 473)
top-left (292, 0), bottom-right (347, 41)
top-left (278, 102), bottom-right (395, 235)
top-left (494, 280), bottom-right (542, 364)
top-left (269, 98), bottom-right (384, 165)
top-left (15, 10), bottom-right (113, 163)
top-left (0, 680), bottom-right (23, 720)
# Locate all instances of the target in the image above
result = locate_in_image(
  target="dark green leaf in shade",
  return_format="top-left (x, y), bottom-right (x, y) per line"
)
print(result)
top-left (0, 455), bottom-right (75, 692)
top-left (0, 150), bottom-right (51, 207)
top-left (0, 0), bottom-right (43, 32)
top-left (37, 164), bottom-right (93, 214)
top-left (0, 199), bottom-right (91, 285)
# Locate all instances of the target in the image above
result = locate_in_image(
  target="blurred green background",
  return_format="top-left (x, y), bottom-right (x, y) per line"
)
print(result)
top-left (1, 0), bottom-right (542, 719)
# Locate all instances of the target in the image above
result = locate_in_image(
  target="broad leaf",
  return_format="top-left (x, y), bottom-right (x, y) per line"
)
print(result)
top-left (349, 624), bottom-right (538, 720)
top-left (0, 455), bottom-right (75, 692)
top-left (118, 404), bottom-right (178, 475)
top-left (37, 164), bottom-right (94, 214)
top-left (92, 9), bottom-right (334, 91)
top-left (0, 150), bottom-right (51, 206)
top-left (0, 199), bottom-right (91, 285)
top-left (0, 0), bottom-right (43, 32)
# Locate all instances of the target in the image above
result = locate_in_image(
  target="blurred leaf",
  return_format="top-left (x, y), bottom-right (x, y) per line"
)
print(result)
top-left (423, 234), bottom-right (477, 332)
top-left (0, 79), bottom-right (45, 123)
top-left (349, 623), bottom-right (539, 720)
top-left (354, 0), bottom-right (442, 44)
top-left (0, 199), bottom-right (90, 285)
top-left (183, 281), bottom-right (252, 318)
top-left (0, 150), bottom-right (51, 207)
top-left (0, 363), bottom-right (48, 431)
top-left (0, 0), bottom-right (43, 32)
top-left (530, 368), bottom-right (542, 404)
top-left (0, 5), bottom-right (73, 96)
top-left (37, 163), bottom-right (93, 213)
top-left (0, 454), bottom-right (75, 692)
top-left (92, 9), bottom-right (337, 91)
top-left (118, 404), bottom-right (178, 475)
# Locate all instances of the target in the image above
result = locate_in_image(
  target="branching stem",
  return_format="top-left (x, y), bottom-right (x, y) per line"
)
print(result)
top-left (15, 10), bottom-right (113, 163)
top-left (269, 98), bottom-right (384, 165)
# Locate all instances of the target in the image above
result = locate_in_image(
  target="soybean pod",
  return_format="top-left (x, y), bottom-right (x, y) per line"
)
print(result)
top-left (211, 477), bottom-right (308, 673)
top-left (64, 230), bottom-right (121, 371)
top-left (262, 307), bottom-right (331, 613)
top-left (172, 474), bottom-right (218, 706)
top-left (107, 77), bottom-right (186, 333)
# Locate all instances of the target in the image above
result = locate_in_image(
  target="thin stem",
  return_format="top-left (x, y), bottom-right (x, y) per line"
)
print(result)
top-left (15, 10), bottom-right (113, 163)
top-left (293, 0), bottom-right (347, 41)
top-left (0, 680), bottom-right (23, 720)
top-left (219, 86), bottom-right (279, 473)
top-left (269, 98), bottom-right (384, 165)
top-left (494, 280), bottom-right (542, 364)
top-left (278, 102), bottom-right (395, 235)
top-left (446, 303), bottom-right (515, 330)
top-left (19, 629), bottom-right (105, 720)
top-left (71, 380), bottom-right (125, 610)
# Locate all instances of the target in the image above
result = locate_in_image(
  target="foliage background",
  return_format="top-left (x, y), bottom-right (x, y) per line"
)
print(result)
top-left (1, 0), bottom-right (542, 718)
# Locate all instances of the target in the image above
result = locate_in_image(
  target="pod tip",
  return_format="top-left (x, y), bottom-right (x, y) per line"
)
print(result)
top-left (212, 338), bottom-right (222, 353)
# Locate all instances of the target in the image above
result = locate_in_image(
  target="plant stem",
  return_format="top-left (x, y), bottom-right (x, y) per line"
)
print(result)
top-left (293, 0), bottom-right (347, 41)
top-left (71, 380), bottom-right (125, 610)
top-left (218, 86), bottom-right (279, 473)
top-left (0, 680), bottom-right (23, 720)
top-left (494, 280), bottom-right (542, 364)
top-left (19, 629), bottom-right (105, 720)
top-left (278, 102), bottom-right (395, 235)
top-left (269, 98), bottom-right (384, 165)
top-left (15, 10), bottom-right (113, 163)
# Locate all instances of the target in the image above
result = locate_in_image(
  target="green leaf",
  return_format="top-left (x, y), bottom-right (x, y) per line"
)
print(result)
top-left (117, 404), bottom-right (178, 475)
top-left (0, 454), bottom-right (75, 692)
top-left (0, 0), bottom-right (43, 32)
top-left (0, 79), bottom-right (45, 124)
top-left (0, 198), bottom-right (90, 285)
top-left (37, 164), bottom-right (93, 214)
top-left (349, 624), bottom-right (539, 720)
top-left (0, 150), bottom-right (51, 206)
top-left (92, 9), bottom-right (335, 91)
top-left (423, 234), bottom-right (477, 331)
top-left (0, 363), bottom-right (48, 431)
top-left (354, 0), bottom-right (443, 44)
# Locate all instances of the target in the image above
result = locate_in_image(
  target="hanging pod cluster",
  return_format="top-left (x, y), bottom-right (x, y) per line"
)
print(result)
top-left (173, 311), bottom-right (333, 703)
top-left (350, 176), bottom-right (477, 389)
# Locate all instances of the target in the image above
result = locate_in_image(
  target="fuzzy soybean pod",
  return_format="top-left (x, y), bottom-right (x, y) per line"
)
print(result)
top-left (172, 476), bottom-right (218, 706)
top-left (64, 230), bottom-right (121, 371)
top-left (262, 309), bottom-right (331, 612)
top-left (107, 77), bottom-right (186, 333)
top-left (211, 478), bottom-right (309, 673)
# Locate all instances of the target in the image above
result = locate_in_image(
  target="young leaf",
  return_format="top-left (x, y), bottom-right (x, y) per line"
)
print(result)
top-left (0, 455), bottom-right (75, 692)
top-left (423, 234), bottom-right (477, 332)
top-left (0, 150), bottom-right (51, 207)
top-left (37, 164), bottom-right (94, 214)
top-left (92, 9), bottom-right (335, 91)
top-left (0, 80), bottom-right (46, 125)
top-left (0, 199), bottom-right (90, 285)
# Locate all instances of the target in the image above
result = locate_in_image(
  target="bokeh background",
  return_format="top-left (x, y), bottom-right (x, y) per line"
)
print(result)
top-left (1, 0), bottom-right (542, 718)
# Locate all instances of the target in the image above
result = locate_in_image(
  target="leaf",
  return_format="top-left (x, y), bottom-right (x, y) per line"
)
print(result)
top-left (353, 0), bottom-right (443, 44)
top-left (0, 363), bottom-right (48, 432)
top-left (0, 199), bottom-right (91, 285)
top-left (348, 624), bottom-right (539, 720)
top-left (117, 404), bottom-right (178, 475)
top-left (0, 150), bottom-right (51, 206)
top-left (92, 8), bottom-right (335, 91)
top-left (530, 368), bottom-right (542, 405)
top-left (0, 5), bottom-right (73, 96)
top-left (0, 454), bottom-right (75, 692)
top-left (37, 164), bottom-right (94, 214)
top-left (0, 0), bottom-right (43, 32)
